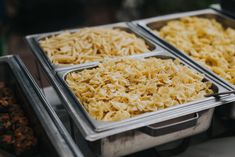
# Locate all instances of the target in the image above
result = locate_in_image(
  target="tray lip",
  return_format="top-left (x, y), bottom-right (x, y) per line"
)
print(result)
top-left (56, 50), bottom-right (228, 133)
top-left (0, 55), bottom-right (84, 157)
top-left (134, 8), bottom-right (235, 90)
top-left (79, 90), bottom-right (235, 142)
top-left (25, 22), bottom-right (158, 71)
top-left (133, 8), bottom-right (223, 25)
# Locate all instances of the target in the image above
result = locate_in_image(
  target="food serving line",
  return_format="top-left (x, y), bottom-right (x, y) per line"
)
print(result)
top-left (1, 7), bottom-right (235, 157)
top-left (23, 8), bottom-right (235, 157)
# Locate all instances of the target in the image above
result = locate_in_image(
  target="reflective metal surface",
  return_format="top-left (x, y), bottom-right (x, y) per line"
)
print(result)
top-left (0, 55), bottom-right (83, 157)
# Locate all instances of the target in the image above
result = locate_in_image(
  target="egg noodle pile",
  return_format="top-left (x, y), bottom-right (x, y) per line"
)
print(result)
top-left (154, 17), bottom-right (235, 84)
top-left (66, 58), bottom-right (213, 121)
top-left (39, 27), bottom-right (150, 65)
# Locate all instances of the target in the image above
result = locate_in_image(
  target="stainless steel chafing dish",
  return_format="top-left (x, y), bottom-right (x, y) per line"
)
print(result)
top-left (55, 48), bottom-right (234, 135)
top-left (58, 50), bottom-right (235, 157)
top-left (25, 19), bottom-right (235, 157)
top-left (58, 52), bottom-right (220, 132)
top-left (133, 9), bottom-right (235, 90)
top-left (0, 55), bottom-right (84, 157)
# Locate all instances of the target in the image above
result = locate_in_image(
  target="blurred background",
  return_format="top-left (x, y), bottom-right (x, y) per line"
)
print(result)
top-left (0, 0), bottom-right (218, 78)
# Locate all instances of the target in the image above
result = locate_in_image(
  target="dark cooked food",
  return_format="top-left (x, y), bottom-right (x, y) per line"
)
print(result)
top-left (0, 83), bottom-right (37, 156)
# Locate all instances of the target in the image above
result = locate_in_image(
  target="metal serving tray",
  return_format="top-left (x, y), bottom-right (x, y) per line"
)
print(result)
top-left (58, 51), bottom-right (219, 132)
top-left (25, 22), bottom-right (157, 72)
top-left (134, 9), bottom-right (235, 89)
top-left (0, 55), bottom-right (84, 157)
top-left (55, 49), bottom-right (235, 139)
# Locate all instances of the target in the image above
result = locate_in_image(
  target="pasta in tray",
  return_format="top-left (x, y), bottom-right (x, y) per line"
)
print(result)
top-left (153, 17), bottom-right (235, 85)
top-left (65, 58), bottom-right (213, 121)
top-left (39, 27), bottom-right (150, 65)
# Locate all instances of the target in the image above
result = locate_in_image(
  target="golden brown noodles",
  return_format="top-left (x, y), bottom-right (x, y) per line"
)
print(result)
top-left (39, 27), bottom-right (150, 65)
top-left (66, 58), bottom-right (213, 121)
top-left (154, 17), bottom-right (235, 85)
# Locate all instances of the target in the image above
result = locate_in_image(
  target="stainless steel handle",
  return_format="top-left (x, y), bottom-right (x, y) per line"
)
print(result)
top-left (205, 90), bottom-right (235, 98)
top-left (140, 113), bottom-right (199, 137)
